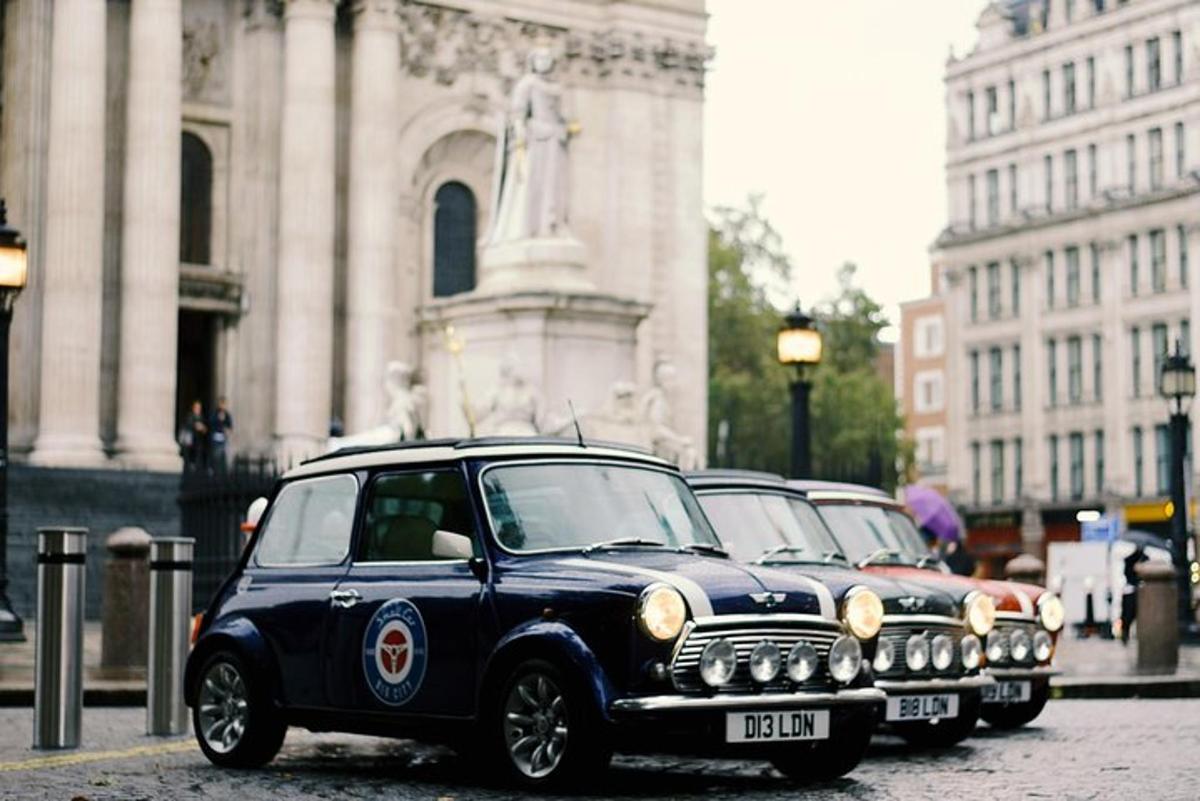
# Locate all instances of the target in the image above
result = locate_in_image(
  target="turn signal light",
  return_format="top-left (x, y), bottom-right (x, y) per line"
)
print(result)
top-left (190, 613), bottom-right (204, 647)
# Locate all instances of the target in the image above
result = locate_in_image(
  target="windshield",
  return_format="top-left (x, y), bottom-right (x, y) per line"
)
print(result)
top-left (885, 509), bottom-right (933, 560)
top-left (815, 502), bottom-right (916, 565)
top-left (698, 491), bottom-right (845, 563)
top-left (482, 462), bottom-right (720, 553)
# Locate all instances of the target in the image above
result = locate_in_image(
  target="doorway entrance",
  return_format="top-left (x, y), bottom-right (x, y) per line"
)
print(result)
top-left (175, 310), bottom-right (218, 437)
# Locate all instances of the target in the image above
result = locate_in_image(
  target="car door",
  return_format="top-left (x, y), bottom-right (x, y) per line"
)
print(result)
top-left (243, 472), bottom-right (358, 710)
top-left (325, 466), bottom-right (486, 717)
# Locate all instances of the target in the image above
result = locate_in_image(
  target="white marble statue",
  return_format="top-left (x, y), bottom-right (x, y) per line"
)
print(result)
top-left (475, 353), bottom-right (541, 436)
top-left (328, 362), bottom-right (427, 452)
top-left (641, 359), bottom-right (699, 469)
top-left (486, 47), bottom-right (576, 244)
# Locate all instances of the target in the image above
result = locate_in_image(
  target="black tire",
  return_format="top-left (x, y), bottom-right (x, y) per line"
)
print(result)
top-left (192, 650), bottom-right (287, 768)
top-left (894, 698), bottom-right (980, 748)
top-left (771, 714), bottom-right (875, 782)
top-left (980, 681), bottom-right (1050, 729)
top-left (487, 658), bottom-right (611, 789)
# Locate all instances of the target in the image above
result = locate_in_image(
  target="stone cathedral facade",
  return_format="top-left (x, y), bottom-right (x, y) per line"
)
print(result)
top-left (0, 0), bottom-right (709, 470)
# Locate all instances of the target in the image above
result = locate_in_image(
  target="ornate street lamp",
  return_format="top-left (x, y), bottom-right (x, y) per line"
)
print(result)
top-left (1159, 339), bottom-right (1196, 631)
top-left (0, 200), bottom-right (28, 641)
top-left (778, 302), bottom-right (822, 479)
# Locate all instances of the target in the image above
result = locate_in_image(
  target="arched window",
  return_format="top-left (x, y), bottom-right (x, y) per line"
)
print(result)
top-left (180, 132), bottom-right (213, 265)
top-left (433, 181), bottom-right (477, 297)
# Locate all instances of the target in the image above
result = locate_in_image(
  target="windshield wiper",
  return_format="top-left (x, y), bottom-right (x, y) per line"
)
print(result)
top-left (677, 542), bottom-right (729, 558)
top-left (821, 550), bottom-right (849, 564)
top-left (582, 538), bottom-right (665, 554)
top-left (915, 554), bottom-right (943, 569)
top-left (857, 547), bottom-right (902, 567)
top-left (754, 544), bottom-right (812, 564)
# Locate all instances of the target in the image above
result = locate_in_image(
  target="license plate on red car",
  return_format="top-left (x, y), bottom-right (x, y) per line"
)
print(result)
top-left (725, 710), bottom-right (830, 742)
top-left (982, 680), bottom-right (1031, 704)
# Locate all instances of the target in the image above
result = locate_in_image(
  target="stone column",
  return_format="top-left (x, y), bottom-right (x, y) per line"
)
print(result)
top-left (344, 0), bottom-right (400, 434)
top-left (274, 0), bottom-right (336, 462)
top-left (114, 0), bottom-right (182, 471)
top-left (29, 0), bottom-right (108, 467)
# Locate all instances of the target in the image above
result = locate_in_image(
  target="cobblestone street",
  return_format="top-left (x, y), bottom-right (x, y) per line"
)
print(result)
top-left (1, 699), bottom-right (1195, 800)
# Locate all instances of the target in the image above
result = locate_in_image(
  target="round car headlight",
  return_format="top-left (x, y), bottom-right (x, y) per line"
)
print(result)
top-left (749, 641), bottom-right (781, 683)
top-left (786, 641), bottom-right (818, 683)
top-left (905, 634), bottom-right (930, 671)
top-left (1009, 629), bottom-right (1032, 662)
top-left (872, 640), bottom-right (895, 673)
top-left (986, 631), bottom-right (1008, 663)
top-left (842, 588), bottom-right (885, 640)
top-left (961, 634), bottom-right (982, 670)
top-left (931, 634), bottom-right (955, 671)
top-left (1038, 593), bottom-right (1066, 633)
top-left (963, 591), bottom-right (997, 637)
top-left (1033, 629), bottom-right (1054, 662)
top-left (637, 584), bottom-right (687, 642)
top-left (699, 638), bottom-right (737, 687)
top-left (828, 635), bottom-right (862, 683)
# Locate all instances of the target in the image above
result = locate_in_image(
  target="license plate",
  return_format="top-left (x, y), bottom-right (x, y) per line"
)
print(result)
top-left (725, 710), bottom-right (830, 743)
top-left (885, 693), bottom-right (959, 722)
top-left (982, 680), bottom-right (1031, 704)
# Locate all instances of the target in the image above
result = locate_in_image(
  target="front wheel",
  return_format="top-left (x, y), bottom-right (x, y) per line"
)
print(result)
top-left (192, 650), bottom-right (286, 768)
top-left (488, 658), bottom-right (611, 788)
top-left (771, 715), bottom-right (874, 782)
top-left (980, 681), bottom-right (1049, 729)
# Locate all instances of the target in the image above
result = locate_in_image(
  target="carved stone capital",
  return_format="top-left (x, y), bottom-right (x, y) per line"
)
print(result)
top-left (352, 0), bottom-right (401, 31)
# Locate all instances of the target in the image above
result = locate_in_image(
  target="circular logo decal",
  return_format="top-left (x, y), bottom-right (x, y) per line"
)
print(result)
top-left (362, 598), bottom-right (428, 706)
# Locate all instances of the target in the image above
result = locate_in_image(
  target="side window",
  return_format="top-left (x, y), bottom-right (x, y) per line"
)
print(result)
top-left (359, 470), bottom-right (477, 562)
top-left (256, 474), bottom-right (358, 566)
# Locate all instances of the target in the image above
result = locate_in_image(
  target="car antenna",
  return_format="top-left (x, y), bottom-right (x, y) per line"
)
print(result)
top-left (567, 399), bottom-right (586, 448)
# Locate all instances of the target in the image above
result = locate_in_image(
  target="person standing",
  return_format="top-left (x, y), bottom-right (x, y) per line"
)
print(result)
top-left (184, 399), bottom-right (207, 468)
top-left (1121, 545), bottom-right (1149, 644)
top-left (209, 396), bottom-right (234, 473)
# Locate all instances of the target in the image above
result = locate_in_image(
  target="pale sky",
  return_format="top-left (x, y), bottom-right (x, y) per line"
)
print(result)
top-left (704, 0), bottom-right (988, 337)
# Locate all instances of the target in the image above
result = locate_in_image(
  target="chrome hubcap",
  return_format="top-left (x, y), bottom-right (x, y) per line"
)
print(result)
top-left (197, 661), bottom-right (249, 754)
top-left (503, 672), bottom-right (568, 779)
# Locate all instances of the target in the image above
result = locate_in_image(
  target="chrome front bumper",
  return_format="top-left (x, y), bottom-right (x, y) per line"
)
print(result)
top-left (609, 686), bottom-right (885, 714)
top-left (874, 674), bottom-right (995, 693)
top-left (986, 665), bottom-right (1061, 679)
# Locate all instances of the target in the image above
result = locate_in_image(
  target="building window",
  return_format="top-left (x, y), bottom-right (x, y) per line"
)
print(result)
top-left (1093, 333), bottom-right (1103, 401)
top-left (1150, 228), bottom-right (1166, 292)
top-left (1070, 432), bottom-right (1085, 500)
top-left (987, 262), bottom-right (1001, 318)
top-left (969, 265), bottom-right (978, 321)
top-left (1011, 259), bottom-right (1021, 315)
top-left (1067, 335), bottom-right (1083, 403)
top-left (1063, 62), bottom-right (1076, 113)
top-left (970, 350), bottom-right (980, 412)
top-left (1044, 154), bottom-right (1054, 212)
top-left (968, 174), bottom-right (977, 229)
top-left (966, 90), bottom-right (975, 140)
top-left (1095, 429), bottom-right (1105, 494)
top-left (1066, 245), bottom-right (1081, 306)
top-left (915, 316), bottom-right (944, 358)
top-left (1174, 30), bottom-right (1183, 84)
top-left (1047, 338), bottom-right (1058, 406)
top-left (1008, 78), bottom-right (1016, 130)
top-left (1008, 163), bottom-right (1018, 214)
top-left (1152, 321), bottom-right (1169, 384)
top-left (179, 131), bottom-right (213, 265)
top-left (1148, 37), bottom-right (1162, 92)
top-left (1042, 69), bottom-right (1052, 119)
top-left (986, 86), bottom-right (1000, 135)
top-left (1086, 56), bottom-right (1096, 108)
top-left (990, 346), bottom-right (1003, 411)
top-left (991, 440), bottom-right (1005, 505)
top-left (971, 442), bottom-right (981, 506)
top-left (1180, 225), bottom-right (1189, 288)
top-left (1128, 233), bottom-right (1139, 295)
top-left (1156, 423), bottom-right (1171, 494)
top-left (1090, 241), bottom-right (1101, 302)
top-left (915, 370), bottom-right (944, 413)
top-left (1013, 344), bottom-right (1022, 410)
top-left (1149, 127), bottom-right (1164, 190)
top-left (1014, 437), bottom-right (1024, 498)
top-left (1064, 149), bottom-right (1078, 210)
top-left (986, 169), bottom-right (1000, 225)
top-left (1045, 250), bottom-right (1055, 308)
top-left (1133, 426), bottom-right (1144, 497)
top-left (1087, 143), bottom-right (1098, 197)
top-left (1131, 326), bottom-right (1142, 397)
top-left (1126, 133), bottom-right (1137, 193)
top-left (1124, 44), bottom-right (1134, 98)
top-left (1049, 435), bottom-right (1060, 501)
top-left (1183, 319), bottom-right (1192, 356)
top-left (1176, 122), bottom-right (1186, 179)
top-left (432, 181), bottom-right (478, 297)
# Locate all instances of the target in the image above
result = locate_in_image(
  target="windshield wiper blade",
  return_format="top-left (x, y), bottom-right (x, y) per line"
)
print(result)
top-left (582, 538), bottom-right (665, 554)
top-left (857, 547), bottom-right (902, 567)
top-left (754, 544), bottom-right (811, 564)
top-left (821, 550), bottom-right (848, 564)
top-left (915, 554), bottom-right (943, 569)
top-left (678, 542), bottom-right (729, 558)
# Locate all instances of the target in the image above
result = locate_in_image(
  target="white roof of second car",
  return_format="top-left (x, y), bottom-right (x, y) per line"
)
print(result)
top-left (282, 437), bottom-right (672, 480)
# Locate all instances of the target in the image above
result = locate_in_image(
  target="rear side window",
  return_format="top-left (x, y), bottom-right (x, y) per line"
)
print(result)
top-left (256, 474), bottom-right (358, 566)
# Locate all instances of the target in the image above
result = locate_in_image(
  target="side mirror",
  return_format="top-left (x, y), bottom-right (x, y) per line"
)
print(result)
top-left (431, 530), bottom-right (474, 560)
top-left (242, 497), bottom-right (269, 535)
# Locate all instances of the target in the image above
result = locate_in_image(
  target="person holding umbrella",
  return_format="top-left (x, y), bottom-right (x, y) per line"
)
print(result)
top-left (904, 485), bottom-right (976, 576)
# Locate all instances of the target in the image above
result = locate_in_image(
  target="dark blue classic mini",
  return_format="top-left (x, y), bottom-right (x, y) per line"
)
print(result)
top-left (185, 439), bottom-right (884, 787)
top-left (687, 471), bottom-right (995, 747)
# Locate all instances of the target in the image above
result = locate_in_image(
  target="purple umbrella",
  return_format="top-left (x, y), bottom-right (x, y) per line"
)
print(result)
top-left (903, 485), bottom-right (963, 544)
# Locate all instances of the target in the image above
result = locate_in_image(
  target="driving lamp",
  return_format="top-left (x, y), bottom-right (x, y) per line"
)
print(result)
top-left (960, 634), bottom-right (982, 670)
top-left (638, 584), bottom-right (687, 642)
top-left (841, 587), bottom-right (884, 640)
top-left (1033, 630), bottom-right (1054, 662)
top-left (872, 641), bottom-right (895, 673)
top-left (905, 634), bottom-right (930, 671)
top-left (828, 636), bottom-right (862, 683)
top-left (1009, 629), bottom-right (1032, 662)
top-left (786, 641), bottom-right (818, 683)
top-left (931, 634), bottom-right (955, 671)
top-left (963, 592), bottom-right (996, 637)
top-left (749, 641), bottom-right (782, 683)
top-left (1037, 593), bottom-right (1065, 633)
top-left (986, 631), bottom-right (1008, 663)
top-left (699, 639), bottom-right (737, 687)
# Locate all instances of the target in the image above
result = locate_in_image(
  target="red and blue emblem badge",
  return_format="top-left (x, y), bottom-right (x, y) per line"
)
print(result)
top-left (363, 598), bottom-right (428, 706)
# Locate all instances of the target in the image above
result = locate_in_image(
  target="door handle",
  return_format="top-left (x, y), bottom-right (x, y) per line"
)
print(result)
top-left (329, 588), bottom-right (361, 609)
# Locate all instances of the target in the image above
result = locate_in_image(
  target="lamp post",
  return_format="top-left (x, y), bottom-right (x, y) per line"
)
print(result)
top-left (777, 302), bottom-right (822, 479)
top-left (0, 200), bottom-right (28, 642)
top-left (1159, 339), bottom-right (1196, 631)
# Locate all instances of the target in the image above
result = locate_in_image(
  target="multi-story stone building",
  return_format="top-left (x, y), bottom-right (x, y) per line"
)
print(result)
top-left (932, 0), bottom-right (1200, 568)
top-left (897, 269), bottom-right (949, 495)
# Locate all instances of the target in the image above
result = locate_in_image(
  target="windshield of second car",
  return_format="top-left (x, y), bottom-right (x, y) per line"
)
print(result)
top-left (815, 503), bottom-right (915, 565)
top-left (885, 509), bottom-right (933, 560)
top-left (698, 492), bottom-right (844, 563)
top-left (481, 462), bottom-right (720, 553)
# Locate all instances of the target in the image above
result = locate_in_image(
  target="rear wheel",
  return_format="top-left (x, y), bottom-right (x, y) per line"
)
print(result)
top-left (192, 650), bottom-right (286, 768)
top-left (770, 715), bottom-right (874, 782)
top-left (980, 682), bottom-right (1049, 729)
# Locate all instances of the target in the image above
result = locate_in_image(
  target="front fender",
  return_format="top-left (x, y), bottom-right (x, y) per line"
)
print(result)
top-left (480, 619), bottom-right (620, 722)
top-left (184, 615), bottom-right (280, 708)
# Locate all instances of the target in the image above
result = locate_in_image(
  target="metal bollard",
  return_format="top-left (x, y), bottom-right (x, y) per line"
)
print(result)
top-left (147, 537), bottom-right (195, 736)
top-left (33, 527), bottom-right (88, 749)
top-left (1135, 560), bottom-right (1179, 675)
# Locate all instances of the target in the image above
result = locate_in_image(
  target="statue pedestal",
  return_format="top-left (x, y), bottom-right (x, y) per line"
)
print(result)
top-left (418, 287), bottom-right (650, 439)
top-left (476, 237), bottom-right (594, 294)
